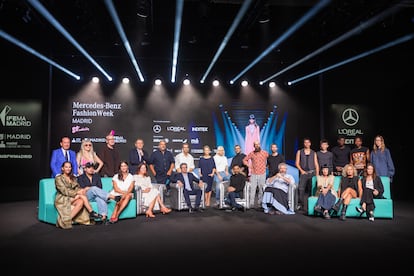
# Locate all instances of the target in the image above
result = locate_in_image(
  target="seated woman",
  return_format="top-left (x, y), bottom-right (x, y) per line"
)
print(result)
top-left (108, 161), bottom-right (135, 224)
top-left (332, 163), bottom-right (363, 221)
top-left (262, 162), bottom-right (295, 215)
top-left (54, 161), bottom-right (102, 229)
top-left (356, 163), bottom-right (384, 222)
top-left (314, 165), bottom-right (337, 219)
top-left (133, 162), bottom-right (171, 218)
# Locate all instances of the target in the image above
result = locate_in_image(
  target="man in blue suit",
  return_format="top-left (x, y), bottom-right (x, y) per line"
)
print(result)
top-left (173, 163), bottom-right (204, 212)
top-left (50, 136), bottom-right (78, 177)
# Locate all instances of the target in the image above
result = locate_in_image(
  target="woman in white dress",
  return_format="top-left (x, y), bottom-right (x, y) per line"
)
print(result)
top-left (134, 162), bottom-right (171, 218)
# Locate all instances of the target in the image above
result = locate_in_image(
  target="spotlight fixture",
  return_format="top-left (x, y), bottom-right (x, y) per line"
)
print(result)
top-left (241, 80), bottom-right (248, 87)
top-left (122, 77), bottom-right (130, 84)
top-left (212, 80), bottom-right (220, 87)
top-left (154, 78), bottom-right (162, 86)
top-left (269, 81), bottom-right (276, 88)
top-left (92, 77), bottom-right (100, 83)
top-left (183, 78), bottom-right (190, 86)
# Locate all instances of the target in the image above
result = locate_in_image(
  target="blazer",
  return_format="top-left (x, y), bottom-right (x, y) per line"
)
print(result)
top-left (129, 148), bottom-right (150, 175)
top-left (50, 148), bottom-right (78, 177)
top-left (173, 172), bottom-right (201, 191)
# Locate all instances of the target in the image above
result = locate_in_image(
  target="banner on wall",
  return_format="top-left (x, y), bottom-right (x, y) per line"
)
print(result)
top-left (329, 104), bottom-right (374, 145)
top-left (0, 101), bottom-right (41, 160)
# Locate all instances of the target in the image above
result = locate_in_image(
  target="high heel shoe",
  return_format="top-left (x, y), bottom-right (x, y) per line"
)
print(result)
top-left (355, 206), bottom-right (365, 216)
top-left (145, 211), bottom-right (155, 218)
top-left (160, 207), bottom-right (172, 214)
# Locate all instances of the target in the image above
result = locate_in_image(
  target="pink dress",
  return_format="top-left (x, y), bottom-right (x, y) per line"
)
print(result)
top-left (245, 124), bottom-right (260, 155)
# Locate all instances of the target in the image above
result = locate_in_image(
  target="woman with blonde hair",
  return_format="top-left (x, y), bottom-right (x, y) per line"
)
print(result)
top-left (76, 138), bottom-right (104, 175)
top-left (332, 163), bottom-right (362, 221)
top-left (370, 135), bottom-right (395, 182)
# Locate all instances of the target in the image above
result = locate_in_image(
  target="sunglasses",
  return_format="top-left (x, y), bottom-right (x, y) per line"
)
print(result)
top-left (85, 144), bottom-right (92, 147)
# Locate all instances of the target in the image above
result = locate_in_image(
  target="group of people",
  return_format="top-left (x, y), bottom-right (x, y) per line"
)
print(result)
top-left (296, 135), bottom-right (394, 222)
top-left (50, 132), bottom-right (395, 228)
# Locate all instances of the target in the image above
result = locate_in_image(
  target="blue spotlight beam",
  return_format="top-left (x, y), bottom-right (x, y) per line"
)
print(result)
top-left (261, 1), bottom-right (404, 84)
top-left (200, 0), bottom-right (253, 83)
top-left (171, 0), bottom-right (184, 83)
top-left (230, 0), bottom-right (331, 84)
top-left (27, 0), bottom-right (113, 81)
top-left (288, 33), bottom-right (414, 86)
top-left (0, 30), bottom-right (80, 80)
top-left (104, 0), bottom-right (144, 82)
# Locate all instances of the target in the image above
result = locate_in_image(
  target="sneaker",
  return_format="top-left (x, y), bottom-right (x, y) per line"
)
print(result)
top-left (368, 211), bottom-right (374, 221)
top-left (355, 206), bottom-right (364, 214)
top-left (323, 211), bottom-right (331, 219)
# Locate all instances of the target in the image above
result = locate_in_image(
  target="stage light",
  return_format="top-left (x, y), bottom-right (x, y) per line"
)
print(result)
top-left (241, 80), bottom-right (248, 87)
top-left (200, 0), bottom-right (253, 83)
top-left (260, 1), bottom-right (404, 84)
top-left (27, 0), bottom-right (113, 81)
top-left (171, 0), bottom-right (184, 83)
top-left (269, 82), bottom-right (276, 88)
top-left (92, 77), bottom-right (100, 83)
top-left (105, 0), bottom-right (145, 82)
top-left (0, 30), bottom-right (80, 80)
top-left (183, 78), bottom-right (190, 86)
top-left (230, 0), bottom-right (330, 84)
top-left (212, 80), bottom-right (220, 87)
top-left (287, 33), bottom-right (414, 86)
top-left (122, 77), bottom-right (130, 84)
top-left (154, 79), bottom-right (162, 86)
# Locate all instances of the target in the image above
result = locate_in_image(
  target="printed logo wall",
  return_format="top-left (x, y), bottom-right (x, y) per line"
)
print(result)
top-left (329, 104), bottom-right (374, 145)
top-left (0, 101), bottom-right (42, 182)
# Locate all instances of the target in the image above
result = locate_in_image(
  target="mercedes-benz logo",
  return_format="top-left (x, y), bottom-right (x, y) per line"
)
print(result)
top-left (153, 124), bottom-right (162, 133)
top-left (342, 108), bottom-right (359, 126)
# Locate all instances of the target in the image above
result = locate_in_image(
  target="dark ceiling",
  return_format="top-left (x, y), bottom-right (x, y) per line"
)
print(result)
top-left (1, 0), bottom-right (414, 85)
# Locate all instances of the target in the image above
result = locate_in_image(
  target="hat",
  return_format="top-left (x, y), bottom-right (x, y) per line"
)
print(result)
top-left (84, 162), bottom-right (94, 168)
top-left (249, 114), bottom-right (255, 120)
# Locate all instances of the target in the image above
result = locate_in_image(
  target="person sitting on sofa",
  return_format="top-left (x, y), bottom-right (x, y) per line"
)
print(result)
top-left (355, 163), bottom-right (384, 222)
top-left (107, 161), bottom-right (135, 224)
top-left (313, 164), bottom-right (337, 219)
top-left (77, 162), bottom-right (121, 223)
top-left (54, 161), bottom-right (102, 229)
top-left (332, 163), bottom-right (363, 221)
top-left (133, 162), bottom-right (172, 218)
top-left (262, 162), bottom-right (295, 215)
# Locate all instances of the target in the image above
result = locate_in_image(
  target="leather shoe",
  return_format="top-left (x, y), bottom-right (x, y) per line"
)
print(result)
top-left (195, 208), bottom-right (204, 213)
top-left (89, 211), bottom-right (102, 220)
top-left (188, 208), bottom-right (194, 213)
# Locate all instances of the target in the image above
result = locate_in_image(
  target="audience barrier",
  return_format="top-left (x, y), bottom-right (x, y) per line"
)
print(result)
top-left (307, 175), bottom-right (393, 218)
top-left (38, 177), bottom-right (137, 225)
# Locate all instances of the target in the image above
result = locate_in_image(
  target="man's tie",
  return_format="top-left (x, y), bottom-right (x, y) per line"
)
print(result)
top-left (65, 150), bottom-right (69, 161)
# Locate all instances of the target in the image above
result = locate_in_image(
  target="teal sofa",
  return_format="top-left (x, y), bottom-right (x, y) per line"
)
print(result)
top-left (38, 177), bottom-right (137, 225)
top-left (307, 176), bottom-right (393, 218)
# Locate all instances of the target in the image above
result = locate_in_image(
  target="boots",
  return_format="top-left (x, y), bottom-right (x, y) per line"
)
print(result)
top-left (332, 198), bottom-right (343, 213)
top-left (339, 204), bottom-right (348, 221)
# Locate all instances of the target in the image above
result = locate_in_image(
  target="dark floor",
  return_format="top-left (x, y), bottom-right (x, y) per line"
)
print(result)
top-left (1, 199), bottom-right (414, 273)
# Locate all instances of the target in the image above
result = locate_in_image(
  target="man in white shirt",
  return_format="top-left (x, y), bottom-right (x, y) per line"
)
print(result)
top-left (175, 142), bottom-right (195, 173)
top-left (213, 146), bottom-right (230, 207)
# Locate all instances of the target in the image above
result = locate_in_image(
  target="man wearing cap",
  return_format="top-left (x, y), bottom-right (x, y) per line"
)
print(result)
top-left (77, 162), bottom-right (121, 223)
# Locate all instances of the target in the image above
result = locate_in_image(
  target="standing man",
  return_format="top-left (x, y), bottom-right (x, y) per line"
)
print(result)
top-left (295, 137), bottom-right (319, 213)
top-left (331, 136), bottom-right (351, 176)
top-left (243, 141), bottom-right (269, 209)
top-left (149, 140), bottom-right (175, 195)
top-left (129, 138), bottom-right (150, 174)
top-left (350, 136), bottom-right (370, 176)
top-left (50, 136), bottom-right (78, 177)
top-left (229, 144), bottom-right (248, 176)
top-left (98, 133), bottom-right (120, 177)
top-left (267, 143), bottom-right (285, 178)
top-left (175, 142), bottom-right (195, 173)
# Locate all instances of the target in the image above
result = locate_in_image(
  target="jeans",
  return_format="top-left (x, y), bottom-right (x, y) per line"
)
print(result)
top-left (214, 171), bottom-right (230, 203)
top-left (86, 186), bottom-right (109, 216)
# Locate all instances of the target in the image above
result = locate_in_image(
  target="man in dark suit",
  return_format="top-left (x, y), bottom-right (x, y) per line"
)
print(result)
top-left (173, 163), bottom-right (204, 212)
top-left (50, 136), bottom-right (78, 177)
top-left (128, 138), bottom-right (150, 174)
